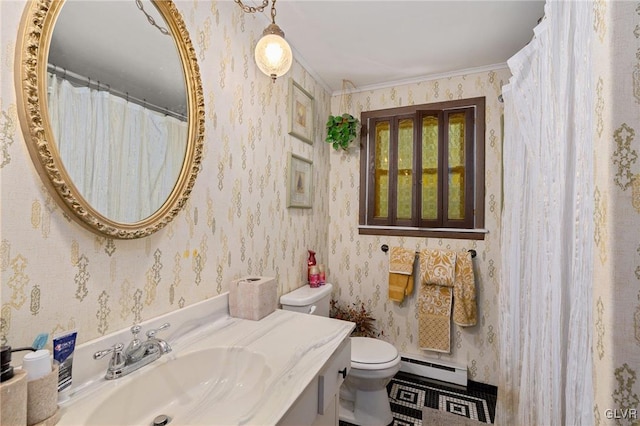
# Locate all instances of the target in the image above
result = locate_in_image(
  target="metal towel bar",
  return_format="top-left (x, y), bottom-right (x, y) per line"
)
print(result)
top-left (380, 244), bottom-right (476, 259)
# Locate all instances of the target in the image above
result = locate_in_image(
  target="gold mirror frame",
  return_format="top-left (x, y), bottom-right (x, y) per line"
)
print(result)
top-left (14, 0), bottom-right (204, 239)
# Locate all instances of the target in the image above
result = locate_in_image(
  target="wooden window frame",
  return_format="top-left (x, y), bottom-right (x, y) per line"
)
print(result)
top-left (358, 97), bottom-right (486, 240)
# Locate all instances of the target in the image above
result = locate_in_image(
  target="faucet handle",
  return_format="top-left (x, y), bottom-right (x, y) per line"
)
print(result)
top-left (146, 322), bottom-right (170, 339)
top-left (94, 343), bottom-right (124, 359)
top-left (130, 325), bottom-right (141, 339)
top-left (93, 343), bottom-right (125, 370)
top-left (126, 325), bottom-right (142, 355)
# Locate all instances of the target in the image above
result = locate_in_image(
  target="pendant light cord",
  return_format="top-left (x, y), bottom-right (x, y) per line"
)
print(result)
top-left (234, 0), bottom-right (269, 14)
top-left (270, 0), bottom-right (278, 24)
top-left (235, 0), bottom-right (279, 25)
top-left (135, 0), bottom-right (169, 36)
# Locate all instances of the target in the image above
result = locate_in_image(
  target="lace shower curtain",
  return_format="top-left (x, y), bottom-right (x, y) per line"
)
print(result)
top-left (47, 74), bottom-right (187, 222)
top-left (499, 1), bottom-right (594, 425)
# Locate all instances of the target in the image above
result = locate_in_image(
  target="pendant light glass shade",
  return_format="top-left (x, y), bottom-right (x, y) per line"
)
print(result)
top-left (254, 23), bottom-right (292, 81)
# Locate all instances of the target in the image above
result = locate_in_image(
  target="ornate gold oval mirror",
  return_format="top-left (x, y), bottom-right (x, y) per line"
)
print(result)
top-left (15, 0), bottom-right (204, 239)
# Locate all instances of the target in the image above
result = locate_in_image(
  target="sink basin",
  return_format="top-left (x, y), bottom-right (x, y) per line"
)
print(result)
top-left (87, 347), bottom-right (271, 425)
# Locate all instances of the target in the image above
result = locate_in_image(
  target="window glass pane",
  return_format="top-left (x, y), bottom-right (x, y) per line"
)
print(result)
top-left (448, 112), bottom-right (466, 220)
top-left (396, 119), bottom-right (413, 219)
top-left (360, 98), bottom-right (484, 235)
top-left (421, 115), bottom-right (438, 220)
top-left (374, 121), bottom-right (390, 218)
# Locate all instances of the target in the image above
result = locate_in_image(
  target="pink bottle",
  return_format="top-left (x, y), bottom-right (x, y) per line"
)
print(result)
top-left (307, 250), bottom-right (316, 285)
top-left (318, 264), bottom-right (326, 285)
top-left (309, 265), bottom-right (320, 288)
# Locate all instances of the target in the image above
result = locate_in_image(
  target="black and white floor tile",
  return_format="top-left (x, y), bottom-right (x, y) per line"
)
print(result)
top-left (340, 371), bottom-right (497, 426)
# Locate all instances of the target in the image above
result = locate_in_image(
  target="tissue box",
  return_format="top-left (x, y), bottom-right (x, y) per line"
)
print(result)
top-left (229, 276), bottom-right (277, 321)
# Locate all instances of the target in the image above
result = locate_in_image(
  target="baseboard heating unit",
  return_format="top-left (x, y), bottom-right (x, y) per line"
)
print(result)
top-left (399, 353), bottom-right (467, 387)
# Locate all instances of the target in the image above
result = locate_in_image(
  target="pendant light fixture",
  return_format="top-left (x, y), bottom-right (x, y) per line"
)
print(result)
top-left (235, 0), bottom-right (293, 82)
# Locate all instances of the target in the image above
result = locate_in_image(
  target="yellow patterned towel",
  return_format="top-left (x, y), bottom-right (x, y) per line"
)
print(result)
top-left (388, 247), bottom-right (416, 303)
top-left (418, 249), bottom-right (457, 353)
top-left (418, 285), bottom-right (454, 353)
top-left (419, 249), bottom-right (457, 288)
top-left (453, 250), bottom-right (477, 327)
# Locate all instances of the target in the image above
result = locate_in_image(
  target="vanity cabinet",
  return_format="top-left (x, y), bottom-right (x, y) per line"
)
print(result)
top-left (54, 300), bottom-right (354, 426)
top-left (279, 337), bottom-right (351, 426)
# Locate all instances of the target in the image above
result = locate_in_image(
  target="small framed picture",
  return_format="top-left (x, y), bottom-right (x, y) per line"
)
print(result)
top-left (288, 79), bottom-right (315, 144)
top-left (287, 152), bottom-right (313, 208)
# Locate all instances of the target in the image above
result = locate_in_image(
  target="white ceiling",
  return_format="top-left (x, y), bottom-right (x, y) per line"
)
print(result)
top-left (266, 0), bottom-right (546, 93)
top-left (49, 0), bottom-right (546, 112)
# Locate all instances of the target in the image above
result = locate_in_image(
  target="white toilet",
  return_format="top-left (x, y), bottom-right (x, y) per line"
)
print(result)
top-left (280, 284), bottom-right (401, 426)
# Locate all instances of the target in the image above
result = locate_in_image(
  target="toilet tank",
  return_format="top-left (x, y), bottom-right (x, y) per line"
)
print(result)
top-left (280, 284), bottom-right (333, 317)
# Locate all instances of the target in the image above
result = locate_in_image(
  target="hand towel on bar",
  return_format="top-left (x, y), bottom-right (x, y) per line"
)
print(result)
top-left (419, 248), bottom-right (457, 287)
top-left (418, 249), bottom-right (457, 353)
top-left (388, 246), bottom-right (416, 303)
top-left (452, 250), bottom-right (477, 327)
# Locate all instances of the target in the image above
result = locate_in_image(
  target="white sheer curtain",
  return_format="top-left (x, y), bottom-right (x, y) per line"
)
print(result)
top-left (499, 1), bottom-right (594, 425)
top-left (48, 74), bottom-right (187, 222)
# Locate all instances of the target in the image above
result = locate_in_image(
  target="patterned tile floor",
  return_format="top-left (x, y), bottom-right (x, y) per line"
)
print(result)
top-left (340, 371), bottom-right (497, 426)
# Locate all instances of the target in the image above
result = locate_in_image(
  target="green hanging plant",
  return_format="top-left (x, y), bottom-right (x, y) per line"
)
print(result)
top-left (325, 113), bottom-right (360, 151)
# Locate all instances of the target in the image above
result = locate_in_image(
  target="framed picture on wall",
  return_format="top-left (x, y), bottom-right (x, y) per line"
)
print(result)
top-left (288, 79), bottom-right (315, 144)
top-left (287, 152), bottom-right (313, 208)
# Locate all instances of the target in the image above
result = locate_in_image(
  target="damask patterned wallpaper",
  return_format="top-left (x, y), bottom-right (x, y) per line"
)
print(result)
top-left (0, 1), bottom-right (331, 353)
top-left (327, 68), bottom-right (509, 386)
top-left (591, 1), bottom-right (640, 423)
top-left (3, 1), bottom-right (639, 417)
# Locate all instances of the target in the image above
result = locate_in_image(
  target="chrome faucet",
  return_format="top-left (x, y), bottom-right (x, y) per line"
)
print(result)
top-left (94, 323), bottom-right (172, 380)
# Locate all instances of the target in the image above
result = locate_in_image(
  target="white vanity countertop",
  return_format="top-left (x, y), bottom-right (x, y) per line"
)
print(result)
top-left (56, 299), bottom-right (354, 426)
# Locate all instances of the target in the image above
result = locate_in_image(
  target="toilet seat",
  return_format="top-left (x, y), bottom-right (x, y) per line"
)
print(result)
top-left (350, 337), bottom-right (400, 370)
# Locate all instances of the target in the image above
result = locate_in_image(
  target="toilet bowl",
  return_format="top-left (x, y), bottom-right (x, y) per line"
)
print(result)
top-left (280, 284), bottom-right (400, 426)
top-left (339, 337), bottom-right (401, 426)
